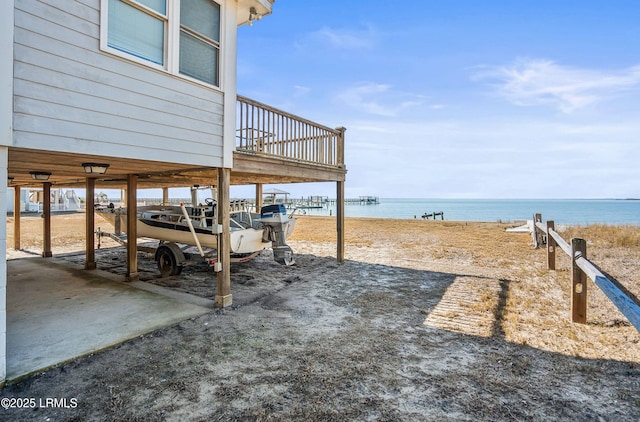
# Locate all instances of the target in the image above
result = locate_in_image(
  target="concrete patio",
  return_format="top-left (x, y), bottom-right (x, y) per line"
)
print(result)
top-left (6, 257), bottom-right (213, 382)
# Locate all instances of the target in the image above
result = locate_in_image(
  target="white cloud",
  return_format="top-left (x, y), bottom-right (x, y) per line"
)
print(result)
top-left (473, 58), bottom-right (640, 113)
top-left (337, 116), bottom-right (640, 198)
top-left (293, 85), bottom-right (311, 97)
top-left (306, 25), bottom-right (377, 50)
top-left (336, 82), bottom-right (425, 117)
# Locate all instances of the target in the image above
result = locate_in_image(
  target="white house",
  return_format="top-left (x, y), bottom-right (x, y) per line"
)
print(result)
top-left (0, 0), bottom-right (283, 387)
top-left (1, 0), bottom-right (348, 386)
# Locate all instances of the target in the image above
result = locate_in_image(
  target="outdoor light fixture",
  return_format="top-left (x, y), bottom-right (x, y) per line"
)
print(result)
top-left (248, 7), bottom-right (262, 26)
top-left (30, 171), bottom-right (51, 181)
top-left (7, 176), bottom-right (13, 183)
top-left (82, 162), bottom-right (110, 174)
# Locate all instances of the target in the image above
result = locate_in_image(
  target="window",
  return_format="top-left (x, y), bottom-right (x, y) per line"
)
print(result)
top-left (107, 0), bottom-right (166, 65)
top-left (102, 0), bottom-right (221, 87)
top-left (179, 0), bottom-right (220, 86)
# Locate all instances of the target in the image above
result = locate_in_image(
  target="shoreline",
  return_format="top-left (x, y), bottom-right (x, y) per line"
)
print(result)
top-left (7, 209), bottom-right (640, 227)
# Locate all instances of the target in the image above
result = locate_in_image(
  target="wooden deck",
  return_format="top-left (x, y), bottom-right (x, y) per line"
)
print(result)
top-left (8, 95), bottom-right (346, 189)
top-left (233, 95), bottom-right (346, 185)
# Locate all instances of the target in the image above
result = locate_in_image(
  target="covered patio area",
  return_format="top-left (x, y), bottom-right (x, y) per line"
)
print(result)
top-left (6, 256), bottom-right (213, 382)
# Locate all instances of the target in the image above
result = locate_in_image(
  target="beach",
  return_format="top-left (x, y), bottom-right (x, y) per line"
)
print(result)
top-left (3, 213), bottom-right (640, 420)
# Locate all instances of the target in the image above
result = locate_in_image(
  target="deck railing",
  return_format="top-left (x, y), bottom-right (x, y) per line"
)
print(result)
top-left (236, 95), bottom-right (345, 167)
top-left (532, 214), bottom-right (640, 332)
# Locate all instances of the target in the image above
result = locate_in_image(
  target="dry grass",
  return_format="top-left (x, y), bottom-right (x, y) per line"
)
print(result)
top-left (4, 212), bottom-right (640, 420)
top-left (7, 213), bottom-right (92, 250)
top-left (563, 224), bottom-right (640, 248)
top-left (290, 215), bottom-right (640, 362)
top-left (8, 212), bottom-right (640, 363)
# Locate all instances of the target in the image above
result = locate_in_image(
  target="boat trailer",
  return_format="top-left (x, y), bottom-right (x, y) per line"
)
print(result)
top-left (96, 204), bottom-right (294, 277)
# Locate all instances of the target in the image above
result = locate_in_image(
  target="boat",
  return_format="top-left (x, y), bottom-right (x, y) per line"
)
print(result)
top-left (96, 202), bottom-right (296, 274)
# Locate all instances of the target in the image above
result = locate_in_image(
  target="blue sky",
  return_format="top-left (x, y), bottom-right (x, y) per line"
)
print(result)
top-left (232, 0), bottom-right (640, 199)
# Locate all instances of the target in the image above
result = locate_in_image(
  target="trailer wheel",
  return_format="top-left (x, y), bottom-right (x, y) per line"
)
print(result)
top-left (156, 246), bottom-right (183, 277)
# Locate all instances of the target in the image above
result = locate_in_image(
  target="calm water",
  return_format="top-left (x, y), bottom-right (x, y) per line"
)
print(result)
top-left (296, 198), bottom-right (640, 226)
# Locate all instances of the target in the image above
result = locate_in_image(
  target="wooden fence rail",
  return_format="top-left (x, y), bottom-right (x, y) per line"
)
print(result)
top-left (532, 215), bottom-right (640, 332)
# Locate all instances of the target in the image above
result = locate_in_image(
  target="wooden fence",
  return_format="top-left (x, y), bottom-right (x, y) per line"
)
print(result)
top-left (532, 213), bottom-right (640, 332)
top-left (236, 95), bottom-right (345, 167)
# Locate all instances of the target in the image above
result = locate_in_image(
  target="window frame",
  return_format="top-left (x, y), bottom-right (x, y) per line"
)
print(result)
top-left (100, 0), bottom-right (223, 89)
top-left (178, 0), bottom-right (221, 86)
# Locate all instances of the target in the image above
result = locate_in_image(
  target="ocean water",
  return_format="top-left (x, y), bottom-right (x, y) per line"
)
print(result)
top-left (295, 198), bottom-right (640, 226)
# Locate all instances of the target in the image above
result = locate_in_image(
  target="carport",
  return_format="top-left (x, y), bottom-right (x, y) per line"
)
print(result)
top-left (3, 97), bottom-right (346, 385)
top-left (1, 0), bottom-right (351, 385)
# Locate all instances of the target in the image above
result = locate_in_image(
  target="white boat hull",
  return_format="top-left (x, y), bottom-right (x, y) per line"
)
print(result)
top-left (97, 205), bottom-right (295, 255)
top-left (138, 219), bottom-right (270, 253)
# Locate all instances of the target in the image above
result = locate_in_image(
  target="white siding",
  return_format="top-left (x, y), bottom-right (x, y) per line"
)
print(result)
top-left (222, 1), bottom-right (238, 168)
top-left (0, 148), bottom-right (7, 384)
top-left (0, 0), bottom-right (12, 386)
top-left (13, 0), bottom-right (226, 167)
top-left (1, 0), bottom-right (13, 148)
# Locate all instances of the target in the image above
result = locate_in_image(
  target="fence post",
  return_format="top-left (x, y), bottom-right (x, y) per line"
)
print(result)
top-left (547, 220), bottom-right (556, 270)
top-left (571, 238), bottom-right (587, 324)
top-left (532, 213), bottom-right (543, 248)
top-left (536, 213), bottom-right (545, 246)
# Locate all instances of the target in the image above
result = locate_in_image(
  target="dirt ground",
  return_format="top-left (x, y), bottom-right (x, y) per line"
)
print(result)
top-left (2, 213), bottom-right (640, 421)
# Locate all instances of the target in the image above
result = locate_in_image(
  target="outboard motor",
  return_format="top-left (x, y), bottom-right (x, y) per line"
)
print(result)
top-left (260, 204), bottom-right (295, 265)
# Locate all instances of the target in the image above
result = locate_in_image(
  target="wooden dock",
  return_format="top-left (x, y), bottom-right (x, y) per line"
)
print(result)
top-left (348, 196), bottom-right (379, 204)
top-left (422, 211), bottom-right (444, 220)
top-left (135, 195), bottom-right (381, 210)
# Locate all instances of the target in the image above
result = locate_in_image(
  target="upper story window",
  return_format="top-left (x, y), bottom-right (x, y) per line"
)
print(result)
top-left (179, 0), bottom-right (220, 86)
top-left (102, 0), bottom-right (221, 87)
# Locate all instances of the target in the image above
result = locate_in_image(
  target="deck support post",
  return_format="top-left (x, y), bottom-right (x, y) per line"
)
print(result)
top-left (335, 126), bottom-right (346, 264)
top-left (216, 167), bottom-right (232, 307)
top-left (546, 220), bottom-right (556, 270)
top-left (13, 185), bottom-right (20, 250)
top-left (85, 177), bottom-right (96, 270)
top-left (126, 174), bottom-right (138, 282)
top-left (190, 185), bottom-right (199, 207)
top-left (162, 187), bottom-right (169, 205)
top-left (42, 182), bottom-right (52, 258)
top-left (571, 238), bottom-right (587, 324)
top-left (336, 180), bottom-right (345, 263)
top-left (255, 183), bottom-right (262, 213)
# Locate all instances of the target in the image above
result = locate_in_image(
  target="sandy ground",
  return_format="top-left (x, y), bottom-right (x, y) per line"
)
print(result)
top-left (2, 213), bottom-right (640, 421)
